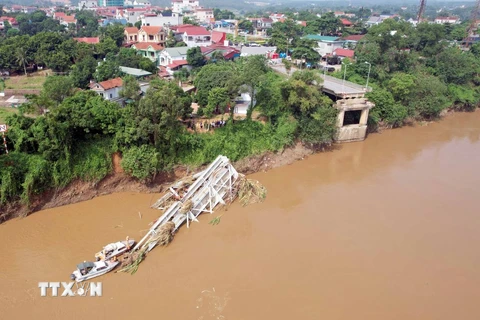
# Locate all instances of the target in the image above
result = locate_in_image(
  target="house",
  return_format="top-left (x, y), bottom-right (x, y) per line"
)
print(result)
top-left (119, 66), bottom-right (152, 78)
top-left (54, 12), bottom-right (77, 26)
top-left (341, 19), bottom-right (353, 27)
top-left (434, 16), bottom-right (460, 24)
top-left (211, 31), bottom-right (226, 45)
top-left (304, 35), bottom-right (345, 57)
top-left (172, 25), bottom-right (211, 47)
top-left (159, 46), bottom-right (189, 66)
top-left (269, 13), bottom-right (285, 23)
top-left (90, 77), bottom-right (123, 100)
top-left (138, 26), bottom-right (165, 45)
top-left (194, 8), bottom-right (214, 23)
top-left (131, 42), bottom-right (164, 65)
top-left (334, 11), bottom-right (345, 17)
top-left (201, 45), bottom-right (241, 61)
top-left (124, 26), bottom-right (139, 43)
top-left (74, 37), bottom-right (100, 44)
top-left (297, 20), bottom-right (307, 27)
top-left (247, 18), bottom-right (272, 36)
top-left (0, 16), bottom-right (18, 30)
top-left (365, 15), bottom-right (394, 27)
top-left (240, 46), bottom-right (277, 57)
top-left (332, 48), bottom-right (355, 59)
top-left (342, 34), bottom-right (365, 48)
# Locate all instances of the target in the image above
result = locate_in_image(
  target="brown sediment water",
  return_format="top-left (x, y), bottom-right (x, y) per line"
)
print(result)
top-left (1, 111), bottom-right (480, 320)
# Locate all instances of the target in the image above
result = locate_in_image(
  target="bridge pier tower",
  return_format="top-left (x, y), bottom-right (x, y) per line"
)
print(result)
top-left (334, 96), bottom-right (375, 143)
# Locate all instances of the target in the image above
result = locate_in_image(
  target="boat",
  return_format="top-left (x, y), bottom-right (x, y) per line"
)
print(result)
top-left (70, 260), bottom-right (119, 282)
top-left (94, 237), bottom-right (135, 261)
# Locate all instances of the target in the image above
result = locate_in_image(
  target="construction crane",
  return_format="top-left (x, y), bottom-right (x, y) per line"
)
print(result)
top-left (463, 0), bottom-right (480, 47)
top-left (417, 0), bottom-right (427, 22)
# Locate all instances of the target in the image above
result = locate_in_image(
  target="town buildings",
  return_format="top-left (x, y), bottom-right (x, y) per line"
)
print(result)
top-left (90, 77), bottom-right (123, 100)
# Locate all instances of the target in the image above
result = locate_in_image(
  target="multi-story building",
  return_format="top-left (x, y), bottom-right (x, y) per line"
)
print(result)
top-left (97, 0), bottom-right (125, 7)
top-left (247, 18), bottom-right (272, 36)
top-left (172, 0), bottom-right (200, 14)
top-left (194, 8), bottom-right (214, 23)
top-left (304, 35), bottom-right (345, 57)
top-left (124, 26), bottom-right (139, 43)
top-left (78, 1), bottom-right (97, 9)
top-left (172, 25), bottom-right (211, 47)
top-left (138, 25), bottom-right (166, 45)
top-left (158, 47), bottom-right (189, 66)
top-left (141, 14), bottom-right (183, 28)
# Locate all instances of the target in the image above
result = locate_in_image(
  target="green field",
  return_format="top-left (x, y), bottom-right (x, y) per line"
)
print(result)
top-left (4, 70), bottom-right (49, 90)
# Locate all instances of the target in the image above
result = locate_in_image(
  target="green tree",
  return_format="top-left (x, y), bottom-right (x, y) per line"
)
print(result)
top-left (239, 56), bottom-right (269, 119)
top-left (187, 47), bottom-right (205, 68)
top-left (194, 62), bottom-right (240, 108)
top-left (16, 47), bottom-right (28, 75)
top-left (435, 47), bottom-right (477, 85)
top-left (119, 75), bottom-right (141, 104)
top-left (238, 20), bottom-right (254, 34)
top-left (71, 56), bottom-right (97, 88)
top-left (43, 76), bottom-right (75, 105)
top-left (94, 59), bottom-right (120, 82)
top-left (121, 145), bottom-right (159, 181)
top-left (103, 24), bottom-right (125, 46)
top-left (96, 37), bottom-right (119, 58)
top-left (206, 87), bottom-right (230, 117)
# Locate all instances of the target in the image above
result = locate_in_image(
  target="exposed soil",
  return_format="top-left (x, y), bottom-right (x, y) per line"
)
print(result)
top-left (0, 142), bottom-right (318, 223)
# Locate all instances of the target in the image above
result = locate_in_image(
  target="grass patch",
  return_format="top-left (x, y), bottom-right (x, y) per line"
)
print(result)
top-left (0, 107), bottom-right (19, 124)
top-left (4, 71), bottom-right (48, 90)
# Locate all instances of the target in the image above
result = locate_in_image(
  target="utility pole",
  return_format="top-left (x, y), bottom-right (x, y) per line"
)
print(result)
top-left (0, 124), bottom-right (8, 154)
top-left (417, 0), bottom-right (427, 22)
top-left (465, 0), bottom-right (480, 46)
top-left (364, 61), bottom-right (371, 91)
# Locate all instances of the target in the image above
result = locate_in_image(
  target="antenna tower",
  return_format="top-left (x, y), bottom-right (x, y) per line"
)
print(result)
top-left (467, 0), bottom-right (480, 37)
top-left (417, 0), bottom-right (427, 22)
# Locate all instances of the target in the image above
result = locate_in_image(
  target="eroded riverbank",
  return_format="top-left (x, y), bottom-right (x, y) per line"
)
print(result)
top-left (1, 110), bottom-right (479, 319)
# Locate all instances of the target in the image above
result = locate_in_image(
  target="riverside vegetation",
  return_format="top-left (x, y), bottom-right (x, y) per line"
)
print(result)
top-left (0, 11), bottom-right (479, 212)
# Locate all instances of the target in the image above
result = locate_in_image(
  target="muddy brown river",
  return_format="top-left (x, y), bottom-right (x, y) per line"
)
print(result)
top-left (1, 111), bottom-right (480, 320)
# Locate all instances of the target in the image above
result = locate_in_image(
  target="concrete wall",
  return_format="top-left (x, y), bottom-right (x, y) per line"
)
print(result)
top-left (334, 98), bottom-right (374, 143)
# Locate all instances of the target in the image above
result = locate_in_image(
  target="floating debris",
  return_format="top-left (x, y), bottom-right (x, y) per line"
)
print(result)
top-left (237, 175), bottom-right (267, 206)
top-left (209, 216), bottom-right (222, 226)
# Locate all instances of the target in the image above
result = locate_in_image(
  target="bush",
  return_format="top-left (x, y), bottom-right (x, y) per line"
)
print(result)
top-left (121, 145), bottom-right (159, 181)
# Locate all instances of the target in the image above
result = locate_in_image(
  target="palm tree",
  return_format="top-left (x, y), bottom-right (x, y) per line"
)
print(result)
top-left (16, 47), bottom-right (28, 76)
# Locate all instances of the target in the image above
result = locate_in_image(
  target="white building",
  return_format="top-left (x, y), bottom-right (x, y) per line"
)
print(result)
top-left (194, 8), bottom-right (214, 23)
top-left (78, 0), bottom-right (97, 9)
top-left (172, 0), bottom-right (200, 14)
top-left (174, 25), bottom-right (211, 47)
top-left (121, 8), bottom-right (148, 25)
top-left (304, 35), bottom-right (345, 57)
top-left (90, 77), bottom-right (123, 101)
top-left (141, 14), bottom-right (183, 28)
top-left (434, 16), bottom-right (460, 24)
top-left (159, 47), bottom-right (190, 67)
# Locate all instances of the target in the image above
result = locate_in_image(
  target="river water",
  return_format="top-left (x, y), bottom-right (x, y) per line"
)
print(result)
top-left (1, 111), bottom-right (480, 320)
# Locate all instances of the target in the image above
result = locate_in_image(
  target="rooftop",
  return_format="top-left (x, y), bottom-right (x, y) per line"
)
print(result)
top-left (304, 35), bottom-right (341, 42)
top-left (92, 77), bottom-right (123, 90)
top-left (74, 37), bottom-right (100, 44)
top-left (141, 26), bottom-right (163, 35)
top-left (132, 42), bottom-right (163, 51)
top-left (163, 46), bottom-right (190, 57)
top-left (119, 66), bottom-right (152, 77)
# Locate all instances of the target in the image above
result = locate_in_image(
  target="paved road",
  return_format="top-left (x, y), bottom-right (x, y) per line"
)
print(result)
top-left (270, 64), bottom-right (369, 96)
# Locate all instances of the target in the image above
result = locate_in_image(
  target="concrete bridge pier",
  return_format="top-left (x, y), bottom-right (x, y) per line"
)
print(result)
top-left (334, 97), bottom-right (375, 143)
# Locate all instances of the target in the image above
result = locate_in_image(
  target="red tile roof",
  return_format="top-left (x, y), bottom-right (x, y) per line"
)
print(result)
top-left (167, 60), bottom-right (188, 68)
top-left (132, 42), bottom-right (163, 51)
top-left (333, 48), bottom-right (355, 58)
top-left (124, 27), bottom-right (139, 34)
top-left (74, 37), bottom-right (100, 44)
top-left (341, 18), bottom-right (353, 25)
top-left (211, 31), bottom-right (226, 44)
top-left (93, 77), bottom-right (123, 90)
top-left (176, 25), bottom-right (210, 35)
top-left (140, 26), bottom-right (162, 35)
top-left (54, 12), bottom-right (67, 19)
top-left (342, 34), bottom-right (365, 42)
